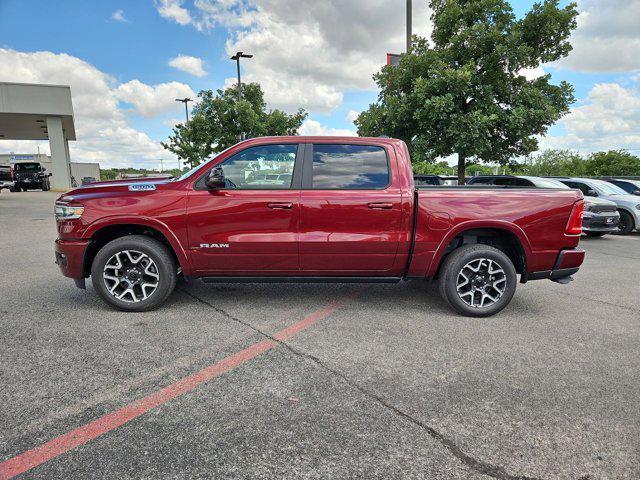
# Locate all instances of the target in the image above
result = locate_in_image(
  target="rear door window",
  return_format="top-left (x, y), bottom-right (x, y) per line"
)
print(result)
top-left (310, 144), bottom-right (389, 189)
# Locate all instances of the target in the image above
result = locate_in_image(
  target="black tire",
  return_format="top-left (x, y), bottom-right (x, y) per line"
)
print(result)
top-left (42, 181), bottom-right (50, 191)
top-left (615, 210), bottom-right (635, 235)
top-left (585, 231), bottom-right (607, 237)
top-left (9, 185), bottom-right (16, 192)
top-left (91, 235), bottom-right (177, 312)
top-left (438, 244), bottom-right (517, 317)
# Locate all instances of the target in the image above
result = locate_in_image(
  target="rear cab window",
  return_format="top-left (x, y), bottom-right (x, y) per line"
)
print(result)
top-left (310, 144), bottom-right (390, 189)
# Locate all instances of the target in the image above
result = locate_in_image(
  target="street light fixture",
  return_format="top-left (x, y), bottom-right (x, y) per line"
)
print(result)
top-left (230, 51), bottom-right (253, 102)
top-left (175, 98), bottom-right (192, 123)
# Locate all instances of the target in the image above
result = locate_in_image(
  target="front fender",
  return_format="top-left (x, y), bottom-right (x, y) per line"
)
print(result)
top-left (83, 215), bottom-right (192, 274)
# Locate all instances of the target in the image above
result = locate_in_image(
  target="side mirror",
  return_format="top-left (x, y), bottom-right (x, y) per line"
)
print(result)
top-left (205, 167), bottom-right (225, 189)
top-left (49, 173), bottom-right (53, 177)
top-left (586, 189), bottom-right (598, 197)
top-left (633, 189), bottom-right (640, 196)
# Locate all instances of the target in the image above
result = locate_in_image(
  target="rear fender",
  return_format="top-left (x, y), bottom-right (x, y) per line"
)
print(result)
top-left (426, 220), bottom-right (532, 277)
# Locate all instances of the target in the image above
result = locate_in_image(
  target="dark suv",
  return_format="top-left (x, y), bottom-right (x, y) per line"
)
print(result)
top-left (12, 162), bottom-right (51, 191)
top-left (607, 179), bottom-right (640, 196)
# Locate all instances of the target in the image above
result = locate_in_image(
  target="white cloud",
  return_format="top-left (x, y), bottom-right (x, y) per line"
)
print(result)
top-left (111, 9), bottom-right (128, 23)
top-left (167, 0), bottom-right (432, 113)
top-left (0, 48), bottom-right (191, 168)
top-left (541, 82), bottom-right (640, 153)
top-left (115, 80), bottom-right (196, 118)
top-left (345, 110), bottom-right (360, 124)
top-left (558, 0), bottom-right (640, 73)
top-left (299, 119), bottom-right (357, 137)
top-left (154, 0), bottom-right (192, 26)
top-left (520, 66), bottom-right (545, 81)
top-left (168, 55), bottom-right (207, 77)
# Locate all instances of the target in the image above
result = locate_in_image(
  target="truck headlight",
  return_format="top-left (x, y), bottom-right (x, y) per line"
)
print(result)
top-left (55, 203), bottom-right (84, 220)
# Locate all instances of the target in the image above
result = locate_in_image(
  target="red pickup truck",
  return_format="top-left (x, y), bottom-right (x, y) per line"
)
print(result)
top-left (55, 136), bottom-right (585, 317)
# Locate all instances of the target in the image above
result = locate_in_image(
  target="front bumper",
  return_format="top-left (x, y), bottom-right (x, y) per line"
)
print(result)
top-left (55, 239), bottom-right (90, 279)
top-left (583, 211), bottom-right (619, 232)
top-left (526, 248), bottom-right (585, 282)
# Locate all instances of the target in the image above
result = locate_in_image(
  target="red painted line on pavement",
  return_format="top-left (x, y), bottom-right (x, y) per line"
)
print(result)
top-left (0, 291), bottom-right (357, 480)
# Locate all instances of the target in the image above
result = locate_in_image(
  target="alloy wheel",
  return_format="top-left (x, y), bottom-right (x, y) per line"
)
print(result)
top-left (456, 257), bottom-right (507, 308)
top-left (102, 250), bottom-right (160, 303)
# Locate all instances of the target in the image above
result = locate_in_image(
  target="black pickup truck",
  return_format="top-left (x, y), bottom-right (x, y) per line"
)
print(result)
top-left (12, 162), bottom-right (51, 191)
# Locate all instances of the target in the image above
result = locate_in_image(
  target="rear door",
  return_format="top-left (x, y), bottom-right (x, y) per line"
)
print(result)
top-left (299, 143), bottom-right (403, 274)
top-left (187, 143), bottom-right (302, 274)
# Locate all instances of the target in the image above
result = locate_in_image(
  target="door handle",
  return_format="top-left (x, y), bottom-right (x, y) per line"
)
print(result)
top-left (267, 202), bottom-right (293, 209)
top-left (368, 202), bottom-right (393, 210)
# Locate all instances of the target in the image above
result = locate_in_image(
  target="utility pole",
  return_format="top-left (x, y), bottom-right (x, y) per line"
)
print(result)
top-left (230, 51), bottom-right (253, 140)
top-left (175, 98), bottom-right (192, 123)
top-left (406, 0), bottom-right (412, 53)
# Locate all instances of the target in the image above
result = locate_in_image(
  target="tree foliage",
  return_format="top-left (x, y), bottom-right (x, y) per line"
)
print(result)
top-left (521, 149), bottom-right (640, 177)
top-left (162, 83), bottom-right (307, 168)
top-left (356, 0), bottom-right (578, 183)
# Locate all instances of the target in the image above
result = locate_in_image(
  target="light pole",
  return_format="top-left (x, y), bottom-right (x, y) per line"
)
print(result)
top-left (406, 0), bottom-right (412, 53)
top-left (230, 51), bottom-right (253, 102)
top-left (175, 98), bottom-right (192, 123)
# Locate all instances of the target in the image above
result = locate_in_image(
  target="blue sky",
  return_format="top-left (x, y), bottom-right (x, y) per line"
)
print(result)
top-left (1, 0), bottom-right (639, 168)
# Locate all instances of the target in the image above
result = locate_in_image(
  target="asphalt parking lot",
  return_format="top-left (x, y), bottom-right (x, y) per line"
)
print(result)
top-left (1, 191), bottom-right (639, 479)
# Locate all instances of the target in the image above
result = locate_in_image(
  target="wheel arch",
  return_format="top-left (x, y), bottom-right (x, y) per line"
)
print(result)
top-left (82, 218), bottom-right (189, 277)
top-left (617, 207), bottom-right (637, 229)
top-left (428, 222), bottom-right (530, 279)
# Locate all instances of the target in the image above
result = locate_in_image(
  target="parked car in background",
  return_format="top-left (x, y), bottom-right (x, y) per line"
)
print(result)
top-left (0, 165), bottom-right (14, 192)
top-left (12, 162), bottom-right (51, 191)
top-left (81, 177), bottom-right (97, 185)
top-left (467, 175), bottom-right (619, 236)
top-left (606, 179), bottom-right (640, 196)
top-left (558, 178), bottom-right (640, 234)
top-left (413, 174), bottom-right (444, 186)
top-left (54, 136), bottom-right (585, 317)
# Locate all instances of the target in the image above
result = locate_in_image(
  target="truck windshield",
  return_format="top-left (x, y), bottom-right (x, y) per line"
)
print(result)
top-left (172, 145), bottom-right (235, 182)
top-left (14, 163), bottom-right (40, 172)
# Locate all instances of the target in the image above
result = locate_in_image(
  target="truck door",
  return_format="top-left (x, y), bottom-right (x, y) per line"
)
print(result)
top-left (299, 143), bottom-right (403, 273)
top-left (187, 143), bottom-right (302, 274)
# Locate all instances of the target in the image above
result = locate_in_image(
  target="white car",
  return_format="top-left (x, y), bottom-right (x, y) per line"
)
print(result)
top-left (559, 178), bottom-right (640, 234)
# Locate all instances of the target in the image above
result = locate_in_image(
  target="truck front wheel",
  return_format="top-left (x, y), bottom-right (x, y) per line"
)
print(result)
top-left (438, 244), bottom-right (517, 317)
top-left (91, 235), bottom-right (177, 312)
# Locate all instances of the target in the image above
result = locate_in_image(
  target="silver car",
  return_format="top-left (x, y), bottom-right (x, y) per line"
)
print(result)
top-left (559, 178), bottom-right (640, 234)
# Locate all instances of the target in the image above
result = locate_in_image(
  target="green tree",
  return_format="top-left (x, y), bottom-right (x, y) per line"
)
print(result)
top-left (584, 150), bottom-right (640, 177)
top-left (356, 0), bottom-right (578, 183)
top-left (520, 149), bottom-right (586, 177)
top-left (162, 83), bottom-right (307, 168)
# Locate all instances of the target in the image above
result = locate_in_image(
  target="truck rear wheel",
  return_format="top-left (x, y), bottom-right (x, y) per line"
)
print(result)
top-left (91, 235), bottom-right (177, 312)
top-left (438, 244), bottom-right (517, 317)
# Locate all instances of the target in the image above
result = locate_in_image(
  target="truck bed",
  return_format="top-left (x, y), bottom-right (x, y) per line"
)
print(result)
top-left (408, 186), bottom-right (583, 278)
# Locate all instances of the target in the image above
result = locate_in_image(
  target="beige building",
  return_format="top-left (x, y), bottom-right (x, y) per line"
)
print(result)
top-left (0, 153), bottom-right (100, 184)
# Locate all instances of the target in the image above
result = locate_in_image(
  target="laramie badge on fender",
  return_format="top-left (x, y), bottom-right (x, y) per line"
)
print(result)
top-left (199, 243), bottom-right (230, 248)
top-left (128, 183), bottom-right (156, 191)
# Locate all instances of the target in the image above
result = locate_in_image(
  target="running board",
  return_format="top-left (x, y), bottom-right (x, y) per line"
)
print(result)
top-left (200, 276), bottom-right (402, 284)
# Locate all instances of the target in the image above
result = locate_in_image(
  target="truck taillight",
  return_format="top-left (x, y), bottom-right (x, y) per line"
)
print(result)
top-left (565, 200), bottom-right (584, 235)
